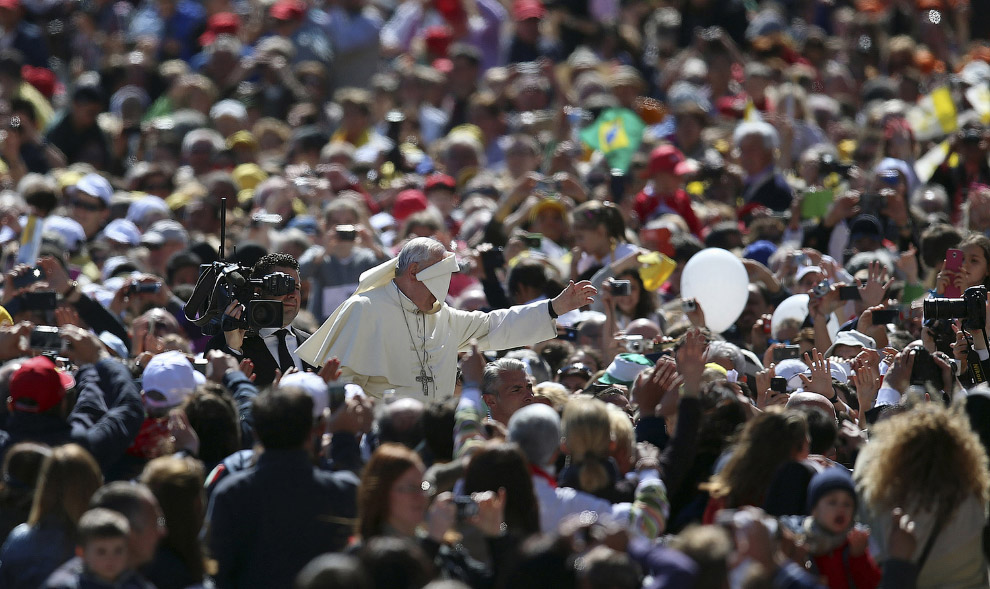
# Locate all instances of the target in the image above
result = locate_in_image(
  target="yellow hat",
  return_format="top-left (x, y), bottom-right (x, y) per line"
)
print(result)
top-left (447, 124), bottom-right (484, 144)
top-left (638, 251), bottom-right (677, 292)
top-left (529, 197), bottom-right (568, 223)
top-left (0, 305), bottom-right (11, 326)
top-left (232, 163), bottom-right (268, 190)
top-left (56, 170), bottom-right (85, 192)
top-left (227, 130), bottom-right (258, 150)
top-left (166, 191), bottom-right (194, 211)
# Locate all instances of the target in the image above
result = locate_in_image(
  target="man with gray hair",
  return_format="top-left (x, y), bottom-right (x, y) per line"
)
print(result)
top-left (733, 120), bottom-right (793, 211)
top-left (298, 237), bottom-right (597, 398)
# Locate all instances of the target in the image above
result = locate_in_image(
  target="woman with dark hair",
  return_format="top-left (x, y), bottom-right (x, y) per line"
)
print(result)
top-left (0, 444), bottom-right (103, 589)
top-left (182, 385), bottom-right (241, 473)
top-left (139, 455), bottom-right (208, 589)
top-left (571, 201), bottom-right (636, 281)
top-left (462, 442), bottom-right (540, 537)
top-left (354, 444), bottom-right (510, 588)
top-left (702, 411), bottom-right (809, 523)
top-left (0, 442), bottom-right (51, 543)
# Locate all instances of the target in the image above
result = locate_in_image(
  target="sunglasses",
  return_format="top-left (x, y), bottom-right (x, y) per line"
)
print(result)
top-left (72, 199), bottom-right (106, 212)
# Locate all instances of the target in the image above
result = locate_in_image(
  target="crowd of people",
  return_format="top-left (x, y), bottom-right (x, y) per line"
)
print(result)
top-left (1, 0), bottom-right (990, 585)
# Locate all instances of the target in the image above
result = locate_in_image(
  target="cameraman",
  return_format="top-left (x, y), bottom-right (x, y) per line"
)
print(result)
top-left (206, 253), bottom-right (312, 387)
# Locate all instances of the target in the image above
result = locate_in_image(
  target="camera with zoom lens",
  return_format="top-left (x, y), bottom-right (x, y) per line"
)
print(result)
top-left (923, 286), bottom-right (987, 331)
top-left (185, 263), bottom-right (295, 334)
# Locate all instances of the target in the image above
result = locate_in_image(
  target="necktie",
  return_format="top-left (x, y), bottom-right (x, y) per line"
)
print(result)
top-left (275, 328), bottom-right (295, 373)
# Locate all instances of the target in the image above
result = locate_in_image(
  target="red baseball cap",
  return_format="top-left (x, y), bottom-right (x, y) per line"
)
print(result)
top-left (0, 0), bottom-right (20, 10)
top-left (199, 12), bottom-right (240, 46)
top-left (424, 173), bottom-right (456, 192)
top-left (512, 0), bottom-right (546, 20)
top-left (392, 189), bottom-right (430, 222)
top-left (424, 26), bottom-right (454, 57)
top-left (9, 356), bottom-right (75, 414)
top-left (21, 66), bottom-right (55, 99)
top-left (270, 0), bottom-right (306, 20)
top-left (641, 144), bottom-right (692, 179)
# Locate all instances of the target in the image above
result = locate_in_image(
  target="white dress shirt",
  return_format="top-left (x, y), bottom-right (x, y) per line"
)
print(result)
top-left (258, 326), bottom-right (304, 370)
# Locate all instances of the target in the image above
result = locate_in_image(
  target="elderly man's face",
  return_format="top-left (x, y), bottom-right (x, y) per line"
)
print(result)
top-left (738, 134), bottom-right (773, 176)
top-left (485, 369), bottom-right (534, 424)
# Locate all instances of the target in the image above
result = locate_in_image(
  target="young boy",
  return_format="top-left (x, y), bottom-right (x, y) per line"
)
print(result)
top-left (76, 508), bottom-right (131, 586)
top-left (804, 468), bottom-right (882, 589)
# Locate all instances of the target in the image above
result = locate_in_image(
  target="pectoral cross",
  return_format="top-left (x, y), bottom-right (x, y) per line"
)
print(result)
top-left (416, 368), bottom-right (434, 395)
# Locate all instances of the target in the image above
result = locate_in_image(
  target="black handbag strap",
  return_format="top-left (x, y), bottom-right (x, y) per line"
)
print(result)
top-left (917, 511), bottom-right (948, 571)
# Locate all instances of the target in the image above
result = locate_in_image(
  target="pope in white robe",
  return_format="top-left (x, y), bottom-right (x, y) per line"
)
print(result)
top-left (296, 238), bottom-right (597, 398)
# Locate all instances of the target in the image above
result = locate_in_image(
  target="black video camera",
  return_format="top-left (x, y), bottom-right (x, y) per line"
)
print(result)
top-left (185, 262), bottom-right (296, 334)
top-left (923, 286), bottom-right (987, 331)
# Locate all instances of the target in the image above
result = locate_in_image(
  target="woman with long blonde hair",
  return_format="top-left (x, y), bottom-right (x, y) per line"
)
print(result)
top-left (856, 405), bottom-right (990, 589)
top-left (559, 396), bottom-right (634, 503)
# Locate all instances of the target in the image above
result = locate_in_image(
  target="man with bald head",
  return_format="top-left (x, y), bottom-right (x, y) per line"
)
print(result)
top-left (299, 237), bottom-right (597, 398)
top-left (625, 318), bottom-right (662, 341)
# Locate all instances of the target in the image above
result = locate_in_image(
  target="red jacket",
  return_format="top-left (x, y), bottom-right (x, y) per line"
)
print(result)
top-left (634, 188), bottom-right (703, 237)
top-left (812, 541), bottom-right (882, 589)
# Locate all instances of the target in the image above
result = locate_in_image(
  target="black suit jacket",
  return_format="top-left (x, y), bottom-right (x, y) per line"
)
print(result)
top-left (206, 328), bottom-right (313, 388)
top-left (744, 171), bottom-right (794, 212)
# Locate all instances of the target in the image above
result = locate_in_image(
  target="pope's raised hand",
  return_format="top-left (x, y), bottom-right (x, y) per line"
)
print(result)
top-left (551, 280), bottom-right (597, 316)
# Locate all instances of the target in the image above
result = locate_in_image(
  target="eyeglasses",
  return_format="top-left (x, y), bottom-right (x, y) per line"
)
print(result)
top-left (72, 199), bottom-right (105, 212)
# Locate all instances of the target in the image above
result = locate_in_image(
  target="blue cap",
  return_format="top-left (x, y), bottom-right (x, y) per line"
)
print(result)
top-left (807, 467), bottom-right (856, 513)
top-left (286, 215), bottom-right (319, 236)
top-left (743, 240), bottom-right (777, 266)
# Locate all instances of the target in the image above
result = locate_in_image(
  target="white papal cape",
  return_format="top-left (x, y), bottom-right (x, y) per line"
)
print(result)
top-left (296, 257), bottom-right (558, 398)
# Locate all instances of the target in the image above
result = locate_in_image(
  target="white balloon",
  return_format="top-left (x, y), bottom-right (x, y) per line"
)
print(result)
top-left (771, 294), bottom-right (840, 341)
top-left (680, 248), bottom-right (749, 333)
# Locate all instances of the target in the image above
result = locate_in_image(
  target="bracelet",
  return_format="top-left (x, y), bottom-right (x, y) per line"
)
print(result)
top-left (548, 301), bottom-right (559, 319)
top-left (827, 392), bottom-right (840, 403)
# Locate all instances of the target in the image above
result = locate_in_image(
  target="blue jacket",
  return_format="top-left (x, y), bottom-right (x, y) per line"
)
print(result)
top-left (0, 519), bottom-right (74, 589)
top-left (0, 358), bottom-right (145, 472)
top-left (207, 448), bottom-right (359, 588)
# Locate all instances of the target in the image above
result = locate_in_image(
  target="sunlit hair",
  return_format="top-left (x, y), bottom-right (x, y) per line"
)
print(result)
top-left (857, 405), bottom-right (989, 518)
top-left (28, 444), bottom-right (103, 528)
top-left (561, 396), bottom-right (614, 493)
top-left (706, 411), bottom-right (808, 508)
top-left (356, 444), bottom-right (424, 541)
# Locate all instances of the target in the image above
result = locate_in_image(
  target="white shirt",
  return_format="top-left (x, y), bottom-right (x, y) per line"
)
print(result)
top-left (258, 326), bottom-right (304, 370)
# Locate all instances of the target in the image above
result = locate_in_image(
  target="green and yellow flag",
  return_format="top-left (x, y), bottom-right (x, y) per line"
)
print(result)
top-left (579, 107), bottom-right (646, 172)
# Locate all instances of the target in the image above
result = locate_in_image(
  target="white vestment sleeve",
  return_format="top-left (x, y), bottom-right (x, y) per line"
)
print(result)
top-left (452, 300), bottom-right (557, 352)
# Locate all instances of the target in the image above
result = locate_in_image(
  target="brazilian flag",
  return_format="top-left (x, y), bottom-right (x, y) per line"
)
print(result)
top-left (579, 107), bottom-right (646, 172)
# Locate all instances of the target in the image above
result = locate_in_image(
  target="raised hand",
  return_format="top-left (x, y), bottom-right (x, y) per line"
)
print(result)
top-left (799, 348), bottom-right (832, 398)
top-left (633, 357), bottom-right (682, 418)
top-left (551, 280), bottom-right (597, 315)
top-left (858, 261), bottom-right (892, 307)
top-left (850, 355), bottom-right (881, 412)
top-left (677, 328), bottom-right (707, 396)
top-left (317, 356), bottom-right (342, 383)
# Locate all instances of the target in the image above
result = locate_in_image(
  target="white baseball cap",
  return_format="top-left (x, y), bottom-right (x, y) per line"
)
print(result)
top-left (75, 173), bottom-right (113, 206)
top-left (279, 371), bottom-right (329, 418)
top-left (141, 350), bottom-right (205, 410)
top-left (43, 216), bottom-right (86, 251)
top-left (101, 218), bottom-right (142, 246)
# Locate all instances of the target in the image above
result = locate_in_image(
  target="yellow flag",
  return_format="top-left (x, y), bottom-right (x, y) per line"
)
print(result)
top-left (931, 86), bottom-right (958, 134)
top-left (914, 139), bottom-right (951, 183)
top-left (966, 84), bottom-right (990, 124)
